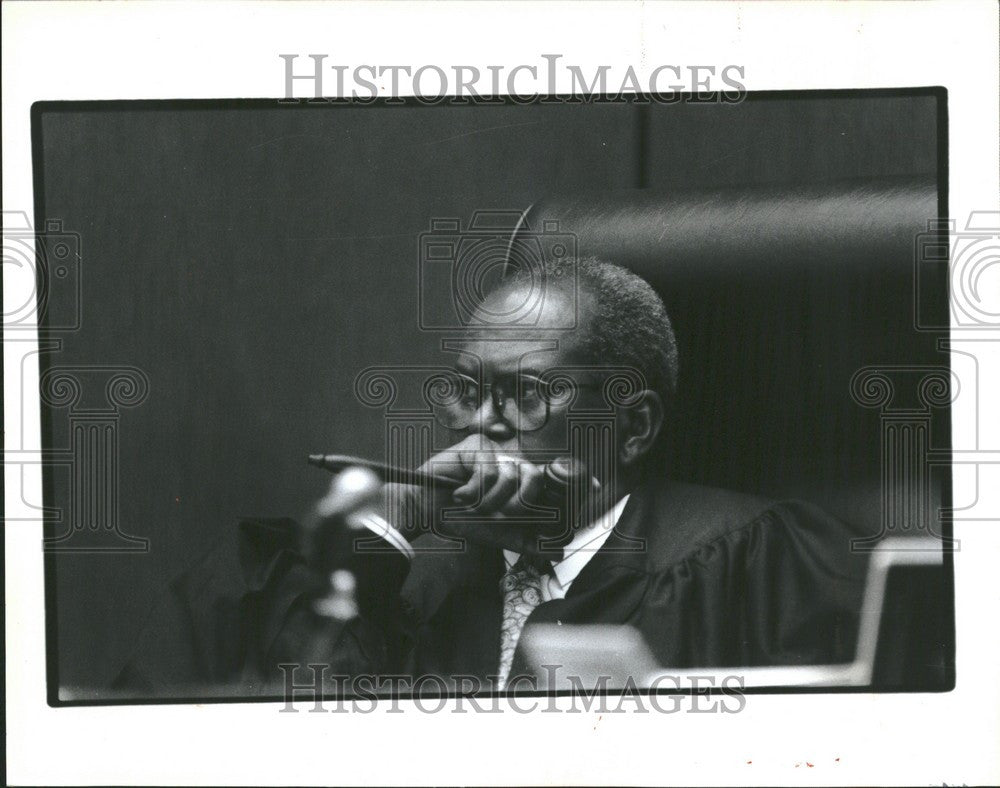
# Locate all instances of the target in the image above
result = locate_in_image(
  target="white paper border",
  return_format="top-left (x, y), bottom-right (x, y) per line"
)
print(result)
top-left (4, 1), bottom-right (999, 785)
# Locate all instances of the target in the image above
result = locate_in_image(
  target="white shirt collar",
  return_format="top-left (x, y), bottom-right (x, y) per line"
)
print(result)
top-left (503, 494), bottom-right (631, 599)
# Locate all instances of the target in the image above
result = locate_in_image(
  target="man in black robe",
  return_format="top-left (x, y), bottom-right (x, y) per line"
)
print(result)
top-left (116, 257), bottom-right (868, 697)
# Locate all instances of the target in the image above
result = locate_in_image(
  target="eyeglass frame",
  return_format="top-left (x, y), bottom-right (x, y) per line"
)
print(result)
top-left (429, 369), bottom-right (607, 432)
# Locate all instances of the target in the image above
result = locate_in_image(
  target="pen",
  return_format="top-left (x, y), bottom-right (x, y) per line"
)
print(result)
top-left (307, 453), bottom-right (464, 489)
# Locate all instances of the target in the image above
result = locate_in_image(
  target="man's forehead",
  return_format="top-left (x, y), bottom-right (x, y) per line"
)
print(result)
top-left (476, 281), bottom-right (589, 327)
top-left (453, 336), bottom-right (575, 371)
top-left (450, 283), bottom-right (595, 370)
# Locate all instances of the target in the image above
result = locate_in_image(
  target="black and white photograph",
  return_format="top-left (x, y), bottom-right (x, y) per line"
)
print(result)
top-left (34, 90), bottom-right (954, 702)
top-left (4, 2), bottom-right (999, 786)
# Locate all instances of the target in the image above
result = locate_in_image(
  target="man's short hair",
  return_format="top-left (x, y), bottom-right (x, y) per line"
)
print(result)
top-left (495, 256), bottom-right (679, 409)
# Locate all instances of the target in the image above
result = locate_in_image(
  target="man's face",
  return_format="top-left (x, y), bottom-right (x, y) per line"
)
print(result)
top-left (446, 285), bottom-right (613, 466)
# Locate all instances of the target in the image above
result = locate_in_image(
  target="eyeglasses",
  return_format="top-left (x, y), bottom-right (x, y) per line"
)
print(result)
top-left (426, 371), bottom-right (601, 432)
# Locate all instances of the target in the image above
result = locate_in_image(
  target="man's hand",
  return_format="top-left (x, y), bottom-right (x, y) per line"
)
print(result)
top-left (388, 435), bottom-right (600, 557)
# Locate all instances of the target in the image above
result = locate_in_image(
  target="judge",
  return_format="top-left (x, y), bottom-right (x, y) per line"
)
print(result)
top-left (116, 256), bottom-right (868, 696)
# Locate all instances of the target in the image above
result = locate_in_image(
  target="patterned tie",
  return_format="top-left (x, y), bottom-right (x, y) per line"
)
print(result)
top-left (497, 556), bottom-right (545, 691)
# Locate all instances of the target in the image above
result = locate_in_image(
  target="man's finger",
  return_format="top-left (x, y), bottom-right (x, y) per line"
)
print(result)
top-left (418, 450), bottom-right (467, 486)
top-left (499, 461), bottom-right (546, 517)
top-left (474, 456), bottom-right (522, 514)
top-left (452, 454), bottom-right (498, 504)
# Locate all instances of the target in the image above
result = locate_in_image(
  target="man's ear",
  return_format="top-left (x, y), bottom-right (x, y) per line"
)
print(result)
top-left (618, 390), bottom-right (665, 469)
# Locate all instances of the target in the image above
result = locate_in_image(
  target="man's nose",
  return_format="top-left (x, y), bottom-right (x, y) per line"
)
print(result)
top-left (470, 397), bottom-right (516, 442)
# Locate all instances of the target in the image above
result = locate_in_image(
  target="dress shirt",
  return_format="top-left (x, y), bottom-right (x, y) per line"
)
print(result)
top-left (503, 494), bottom-right (631, 602)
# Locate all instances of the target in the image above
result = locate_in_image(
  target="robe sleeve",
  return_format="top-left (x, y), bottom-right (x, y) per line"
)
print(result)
top-left (112, 517), bottom-right (414, 698)
top-left (635, 500), bottom-right (868, 668)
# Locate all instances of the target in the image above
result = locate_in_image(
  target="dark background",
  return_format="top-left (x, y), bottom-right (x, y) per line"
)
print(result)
top-left (34, 92), bottom-right (942, 693)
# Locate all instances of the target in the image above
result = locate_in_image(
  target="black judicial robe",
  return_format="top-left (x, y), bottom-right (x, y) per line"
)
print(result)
top-left (114, 480), bottom-right (869, 697)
